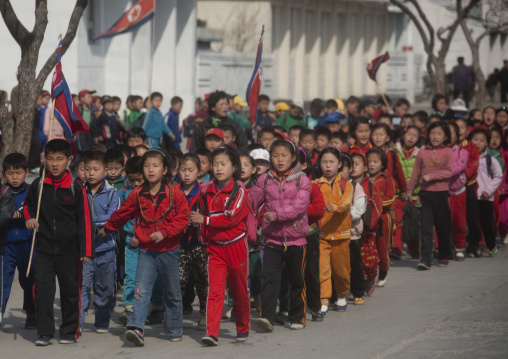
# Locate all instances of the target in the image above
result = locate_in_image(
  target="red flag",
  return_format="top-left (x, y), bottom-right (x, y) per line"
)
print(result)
top-left (367, 52), bottom-right (390, 82)
top-left (93, 0), bottom-right (154, 40)
top-left (246, 27), bottom-right (264, 127)
top-left (51, 39), bottom-right (89, 140)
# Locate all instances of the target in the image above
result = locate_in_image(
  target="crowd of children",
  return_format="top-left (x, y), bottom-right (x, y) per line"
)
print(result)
top-left (0, 89), bottom-right (507, 349)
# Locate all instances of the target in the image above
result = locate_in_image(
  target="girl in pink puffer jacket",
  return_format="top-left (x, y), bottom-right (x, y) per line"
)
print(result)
top-left (448, 123), bottom-right (469, 260)
top-left (249, 139), bottom-right (310, 333)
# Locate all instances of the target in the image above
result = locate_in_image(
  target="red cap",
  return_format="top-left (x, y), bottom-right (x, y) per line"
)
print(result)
top-left (205, 128), bottom-right (224, 140)
top-left (40, 90), bottom-right (50, 97)
top-left (79, 89), bottom-right (96, 98)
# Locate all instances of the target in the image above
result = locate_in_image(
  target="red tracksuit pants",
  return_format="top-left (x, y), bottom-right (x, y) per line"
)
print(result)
top-left (360, 233), bottom-right (378, 282)
top-left (450, 191), bottom-right (467, 248)
top-left (206, 239), bottom-right (250, 339)
top-left (377, 212), bottom-right (392, 272)
top-left (391, 198), bottom-right (420, 256)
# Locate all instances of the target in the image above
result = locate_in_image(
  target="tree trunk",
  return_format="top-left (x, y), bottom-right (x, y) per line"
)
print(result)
top-left (0, 104), bottom-right (15, 176)
top-left (433, 58), bottom-right (447, 95)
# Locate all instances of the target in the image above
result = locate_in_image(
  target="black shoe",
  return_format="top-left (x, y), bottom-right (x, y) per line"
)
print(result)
top-left (274, 312), bottom-right (289, 325)
top-left (311, 312), bottom-right (324, 322)
top-left (35, 335), bottom-right (53, 346)
top-left (417, 261), bottom-right (431, 270)
top-left (145, 309), bottom-right (164, 325)
top-left (389, 252), bottom-right (401, 260)
top-left (201, 335), bottom-right (218, 346)
top-left (25, 315), bottom-right (37, 329)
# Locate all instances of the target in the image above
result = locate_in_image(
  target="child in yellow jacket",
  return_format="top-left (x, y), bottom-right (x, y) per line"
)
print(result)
top-left (313, 148), bottom-right (353, 316)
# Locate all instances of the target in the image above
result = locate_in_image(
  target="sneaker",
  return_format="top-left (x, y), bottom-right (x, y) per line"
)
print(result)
top-left (334, 297), bottom-right (347, 312)
top-left (146, 309), bottom-right (164, 325)
top-left (365, 280), bottom-right (375, 296)
top-left (196, 314), bottom-right (206, 331)
top-left (256, 317), bottom-right (274, 332)
top-left (125, 329), bottom-right (145, 347)
top-left (377, 270), bottom-right (388, 287)
top-left (346, 292), bottom-right (354, 302)
top-left (183, 304), bottom-right (193, 315)
top-left (389, 252), bottom-right (402, 260)
top-left (503, 234), bottom-right (508, 245)
top-left (417, 261), bottom-right (431, 270)
top-left (354, 297), bottom-right (365, 305)
top-left (289, 323), bottom-right (304, 330)
top-left (311, 312), bottom-right (323, 322)
top-left (96, 327), bottom-right (108, 334)
top-left (455, 249), bottom-right (465, 261)
top-left (487, 247), bottom-right (498, 257)
top-left (169, 335), bottom-right (182, 342)
top-left (35, 335), bottom-right (53, 346)
top-left (119, 309), bottom-right (131, 326)
top-left (236, 331), bottom-right (249, 342)
top-left (274, 312), bottom-right (289, 325)
top-left (320, 305), bottom-right (328, 318)
top-left (25, 314), bottom-right (37, 329)
top-left (437, 259), bottom-right (449, 267)
top-left (201, 335), bottom-right (218, 346)
top-left (58, 337), bottom-right (76, 344)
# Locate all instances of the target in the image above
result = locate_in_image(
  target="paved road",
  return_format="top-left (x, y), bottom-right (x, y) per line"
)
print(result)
top-left (0, 246), bottom-right (507, 359)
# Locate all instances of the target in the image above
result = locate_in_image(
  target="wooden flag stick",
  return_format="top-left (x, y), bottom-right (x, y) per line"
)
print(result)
top-left (376, 81), bottom-right (392, 113)
top-left (26, 35), bottom-right (61, 277)
top-left (149, 0), bottom-right (156, 94)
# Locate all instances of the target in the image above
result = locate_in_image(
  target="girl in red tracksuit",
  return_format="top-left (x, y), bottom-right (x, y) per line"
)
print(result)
top-left (350, 153), bottom-right (383, 295)
top-left (347, 117), bottom-right (373, 156)
top-left (101, 149), bottom-right (189, 347)
top-left (366, 149), bottom-right (395, 288)
top-left (455, 117), bottom-right (481, 257)
top-left (190, 146), bottom-right (250, 346)
top-left (370, 123), bottom-right (407, 259)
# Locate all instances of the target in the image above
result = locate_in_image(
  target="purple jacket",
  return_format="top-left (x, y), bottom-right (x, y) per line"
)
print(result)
top-left (449, 145), bottom-right (469, 194)
top-left (249, 166), bottom-right (310, 246)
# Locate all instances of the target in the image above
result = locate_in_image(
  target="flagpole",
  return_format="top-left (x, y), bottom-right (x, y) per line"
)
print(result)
top-left (375, 81), bottom-right (392, 114)
top-left (149, 0), bottom-right (156, 94)
top-left (26, 35), bottom-right (61, 277)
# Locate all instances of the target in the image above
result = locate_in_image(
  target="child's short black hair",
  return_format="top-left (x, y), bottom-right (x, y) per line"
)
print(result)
top-left (127, 127), bottom-right (146, 141)
top-left (377, 95), bottom-right (392, 106)
top-left (289, 125), bottom-right (305, 133)
top-left (259, 127), bottom-right (275, 138)
top-left (351, 152), bottom-right (367, 167)
top-left (106, 148), bottom-right (125, 166)
top-left (245, 143), bottom-right (264, 154)
top-left (366, 148), bottom-right (388, 171)
top-left (196, 148), bottom-right (212, 163)
top-left (296, 147), bottom-right (313, 176)
top-left (427, 121), bottom-right (451, 146)
top-left (112, 96), bottom-right (121, 103)
top-left (211, 146), bottom-right (242, 180)
top-left (180, 153), bottom-right (201, 172)
top-left (44, 139), bottom-right (71, 157)
top-left (448, 122), bottom-right (461, 145)
top-left (171, 96), bottom-right (183, 106)
top-left (90, 143), bottom-right (108, 153)
top-left (429, 114), bottom-right (442, 123)
top-left (2, 152), bottom-right (28, 171)
top-left (401, 113), bottom-right (413, 123)
top-left (324, 99), bottom-right (338, 110)
top-left (394, 98), bottom-right (410, 109)
top-left (258, 94), bottom-right (270, 102)
top-left (220, 124), bottom-right (235, 135)
top-left (150, 92), bottom-right (163, 101)
top-left (299, 128), bottom-right (316, 141)
top-left (467, 127), bottom-right (490, 143)
top-left (377, 113), bottom-right (393, 124)
top-left (167, 148), bottom-right (183, 171)
top-left (131, 95), bottom-right (143, 103)
top-left (125, 156), bottom-right (143, 175)
top-left (413, 111), bottom-right (429, 125)
top-left (350, 117), bottom-right (371, 140)
top-left (273, 126), bottom-right (287, 133)
top-left (431, 93), bottom-right (448, 111)
top-left (331, 131), bottom-right (348, 144)
top-left (115, 144), bottom-right (135, 159)
top-left (342, 153), bottom-right (353, 169)
top-left (346, 96), bottom-right (360, 105)
top-left (84, 151), bottom-right (108, 167)
top-left (315, 127), bottom-right (332, 141)
top-left (76, 151), bottom-right (91, 166)
top-left (135, 144), bottom-right (149, 152)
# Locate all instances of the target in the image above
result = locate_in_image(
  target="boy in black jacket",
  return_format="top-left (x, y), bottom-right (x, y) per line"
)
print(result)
top-left (0, 180), bottom-right (16, 326)
top-left (24, 139), bottom-right (94, 346)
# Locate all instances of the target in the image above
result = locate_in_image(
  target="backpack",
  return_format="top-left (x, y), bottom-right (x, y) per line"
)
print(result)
top-left (202, 181), bottom-right (257, 244)
top-left (401, 202), bottom-right (420, 243)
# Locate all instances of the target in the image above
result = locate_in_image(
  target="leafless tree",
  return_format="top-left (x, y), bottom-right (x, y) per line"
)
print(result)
top-left (461, 0), bottom-right (508, 108)
top-left (0, 0), bottom-right (87, 160)
top-left (390, 0), bottom-right (481, 94)
top-left (221, 3), bottom-right (260, 52)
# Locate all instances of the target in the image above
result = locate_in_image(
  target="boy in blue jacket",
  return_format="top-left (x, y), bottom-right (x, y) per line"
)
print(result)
top-left (142, 92), bottom-right (174, 148)
top-left (0, 156), bottom-right (18, 327)
top-left (81, 151), bottom-right (119, 334)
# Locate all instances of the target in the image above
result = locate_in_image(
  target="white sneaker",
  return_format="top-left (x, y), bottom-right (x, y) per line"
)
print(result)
top-left (377, 276), bottom-right (388, 287)
top-left (503, 234), bottom-right (508, 245)
top-left (96, 328), bottom-right (108, 334)
top-left (320, 304), bottom-right (329, 317)
top-left (290, 323), bottom-right (304, 330)
top-left (335, 297), bottom-right (347, 306)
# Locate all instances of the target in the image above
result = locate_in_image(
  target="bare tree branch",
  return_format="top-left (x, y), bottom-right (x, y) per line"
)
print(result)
top-left (0, 0), bottom-right (30, 45)
top-left (390, 0), bottom-right (431, 52)
top-left (407, 0), bottom-right (435, 52)
top-left (35, 0), bottom-right (88, 89)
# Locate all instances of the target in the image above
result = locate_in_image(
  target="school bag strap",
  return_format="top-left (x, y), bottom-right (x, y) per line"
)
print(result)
top-left (38, 176), bottom-right (76, 197)
top-left (135, 183), bottom-right (173, 223)
top-left (0, 184), bottom-right (9, 197)
top-left (486, 153), bottom-right (493, 178)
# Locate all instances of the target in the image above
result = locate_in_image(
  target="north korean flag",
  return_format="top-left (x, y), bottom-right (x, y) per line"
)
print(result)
top-left (367, 52), bottom-right (390, 82)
